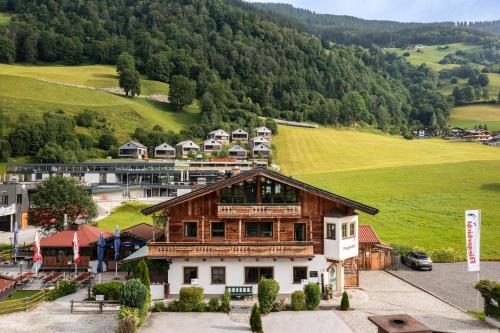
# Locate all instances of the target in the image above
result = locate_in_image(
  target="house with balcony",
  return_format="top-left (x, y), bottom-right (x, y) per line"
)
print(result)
top-left (154, 143), bottom-right (176, 159)
top-left (175, 140), bottom-right (200, 157)
top-left (228, 145), bottom-right (247, 159)
top-left (253, 144), bottom-right (270, 159)
top-left (231, 129), bottom-right (249, 142)
top-left (249, 136), bottom-right (270, 148)
top-left (254, 127), bottom-right (272, 140)
top-left (136, 167), bottom-right (378, 297)
top-left (118, 141), bottom-right (148, 160)
top-left (202, 139), bottom-right (222, 154)
top-left (208, 129), bottom-right (230, 145)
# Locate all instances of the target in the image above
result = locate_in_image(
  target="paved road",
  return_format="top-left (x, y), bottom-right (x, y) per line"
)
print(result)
top-left (263, 311), bottom-right (352, 333)
top-left (390, 261), bottom-right (500, 311)
top-left (336, 271), bottom-right (496, 333)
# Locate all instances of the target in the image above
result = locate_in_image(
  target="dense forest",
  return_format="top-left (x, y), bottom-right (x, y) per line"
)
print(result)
top-left (0, 0), bottom-right (454, 135)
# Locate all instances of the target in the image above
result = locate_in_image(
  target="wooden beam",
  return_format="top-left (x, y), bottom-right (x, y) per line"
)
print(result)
top-left (201, 216), bottom-right (205, 243)
top-left (277, 218), bottom-right (281, 242)
top-left (239, 219), bottom-right (242, 243)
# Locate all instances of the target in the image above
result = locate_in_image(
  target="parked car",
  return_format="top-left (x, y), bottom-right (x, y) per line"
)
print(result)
top-left (403, 251), bottom-right (432, 270)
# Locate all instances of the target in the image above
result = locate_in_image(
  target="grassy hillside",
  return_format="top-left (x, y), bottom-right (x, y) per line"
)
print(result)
top-left (97, 202), bottom-right (151, 231)
top-left (274, 126), bottom-right (500, 260)
top-left (450, 104), bottom-right (500, 131)
top-left (0, 65), bottom-right (199, 141)
top-left (386, 43), bottom-right (482, 71)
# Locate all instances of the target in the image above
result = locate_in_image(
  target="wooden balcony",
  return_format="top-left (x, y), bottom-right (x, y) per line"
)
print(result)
top-left (217, 204), bottom-right (301, 218)
top-left (148, 242), bottom-right (314, 258)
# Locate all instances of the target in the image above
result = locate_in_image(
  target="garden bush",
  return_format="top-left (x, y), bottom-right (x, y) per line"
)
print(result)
top-left (250, 304), bottom-right (263, 333)
top-left (258, 278), bottom-right (279, 314)
top-left (340, 291), bottom-right (350, 311)
top-left (272, 299), bottom-right (286, 312)
top-left (219, 291), bottom-right (231, 313)
top-left (92, 281), bottom-right (123, 300)
top-left (476, 280), bottom-right (500, 320)
top-left (153, 301), bottom-right (165, 312)
top-left (179, 287), bottom-right (204, 312)
top-left (46, 278), bottom-right (78, 301)
top-left (167, 300), bottom-right (180, 312)
top-left (116, 317), bottom-right (137, 333)
top-left (133, 259), bottom-right (151, 290)
top-left (291, 290), bottom-right (305, 311)
top-left (119, 305), bottom-right (140, 323)
top-left (119, 279), bottom-right (148, 308)
top-left (304, 283), bottom-right (320, 310)
top-left (207, 297), bottom-right (220, 312)
top-left (428, 248), bottom-right (457, 263)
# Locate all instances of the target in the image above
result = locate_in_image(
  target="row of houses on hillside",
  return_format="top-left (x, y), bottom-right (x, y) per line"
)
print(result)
top-left (413, 127), bottom-right (498, 145)
top-left (119, 127), bottom-right (273, 160)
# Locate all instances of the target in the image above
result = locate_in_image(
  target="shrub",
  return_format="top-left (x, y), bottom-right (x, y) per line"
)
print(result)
top-left (476, 280), bottom-right (500, 320)
top-left (291, 290), bottom-right (306, 311)
top-left (119, 305), bottom-right (140, 322)
top-left (119, 279), bottom-right (148, 308)
top-left (219, 291), bottom-right (231, 313)
top-left (304, 283), bottom-right (320, 310)
top-left (134, 259), bottom-right (151, 290)
top-left (272, 299), bottom-right (286, 312)
top-left (340, 291), bottom-right (350, 311)
top-left (193, 302), bottom-right (206, 312)
top-left (154, 301), bottom-right (165, 312)
top-left (116, 317), bottom-right (137, 333)
top-left (46, 278), bottom-right (77, 301)
top-left (250, 304), bottom-right (263, 333)
top-left (428, 248), bottom-right (457, 263)
top-left (92, 281), bottom-right (123, 300)
top-left (258, 278), bottom-right (279, 314)
top-left (179, 287), bottom-right (204, 312)
top-left (207, 297), bottom-right (220, 312)
top-left (167, 300), bottom-right (180, 312)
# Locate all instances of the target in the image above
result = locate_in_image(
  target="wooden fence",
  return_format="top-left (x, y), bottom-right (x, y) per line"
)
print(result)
top-left (70, 300), bottom-right (120, 314)
top-left (0, 290), bottom-right (46, 315)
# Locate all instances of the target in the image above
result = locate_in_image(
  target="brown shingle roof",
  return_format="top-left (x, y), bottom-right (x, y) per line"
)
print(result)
top-left (40, 224), bottom-right (112, 248)
top-left (142, 167), bottom-right (378, 215)
top-left (0, 275), bottom-right (16, 294)
top-left (122, 223), bottom-right (163, 242)
top-left (359, 224), bottom-right (381, 244)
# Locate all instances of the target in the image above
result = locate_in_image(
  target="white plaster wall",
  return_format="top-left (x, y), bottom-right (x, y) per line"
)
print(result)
top-left (324, 215), bottom-right (358, 260)
top-left (151, 284), bottom-right (165, 300)
top-left (85, 173), bottom-right (100, 184)
top-left (106, 173), bottom-right (117, 184)
top-left (167, 255), bottom-right (328, 296)
top-left (177, 188), bottom-right (192, 196)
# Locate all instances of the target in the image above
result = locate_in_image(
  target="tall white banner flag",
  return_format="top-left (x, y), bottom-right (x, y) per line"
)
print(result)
top-left (465, 210), bottom-right (480, 272)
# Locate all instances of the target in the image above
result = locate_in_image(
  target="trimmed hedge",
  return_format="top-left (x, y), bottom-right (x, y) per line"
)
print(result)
top-left (476, 280), bottom-right (500, 320)
top-left (119, 279), bottom-right (148, 308)
top-left (291, 290), bottom-right (305, 311)
top-left (258, 278), bottom-right (279, 314)
top-left (392, 244), bottom-right (459, 263)
top-left (304, 283), bottom-right (320, 310)
top-left (250, 304), bottom-right (263, 333)
top-left (92, 281), bottom-right (123, 300)
top-left (340, 291), bottom-right (350, 311)
top-left (179, 287), bottom-right (204, 312)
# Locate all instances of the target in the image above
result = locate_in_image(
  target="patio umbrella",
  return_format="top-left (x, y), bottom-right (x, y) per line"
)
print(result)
top-left (13, 221), bottom-right (18, 262)
top-left (113, 225), bottom-right (121, 279)
top-left (97, 232), bottom-right (105, 282)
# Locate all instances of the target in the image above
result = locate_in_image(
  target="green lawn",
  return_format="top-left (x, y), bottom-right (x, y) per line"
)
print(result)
top-left (97, 202), bottom-right (152, 231)
top-left (0, 72), bottom-right (199, 141)
top-left (0, 12), bottom-right (10, 26)
top-left (274, 125), bottom-right (500, 260)
top-left (1, 290), bottom-right (40, 301)
top-left (450, 104), bottom-right (500, 131)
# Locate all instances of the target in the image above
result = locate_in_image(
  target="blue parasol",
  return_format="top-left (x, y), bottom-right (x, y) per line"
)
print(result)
top-left (114, 225), bottom-right (121, 261)
top-left (97, 232), bottom-right (105, 273)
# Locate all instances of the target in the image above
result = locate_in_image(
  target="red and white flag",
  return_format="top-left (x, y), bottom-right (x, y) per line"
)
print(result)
top-left (32, 231), bottom-right (43, 273)
top-left (73, 231), bottom-right (80, 264)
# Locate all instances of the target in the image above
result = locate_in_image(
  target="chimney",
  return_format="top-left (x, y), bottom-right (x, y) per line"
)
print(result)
top-left (368, 314), bottom-right (433, 333)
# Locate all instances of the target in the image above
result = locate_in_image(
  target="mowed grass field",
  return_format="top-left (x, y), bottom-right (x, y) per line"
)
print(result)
top-left (0, 65), bottom-right (199, 140)
top-left (97, 202), bottom-right (151, 231)
top-left (450, 104), bottom-right (500, 131)
top-left (274, 126), bottom-right (500, 260)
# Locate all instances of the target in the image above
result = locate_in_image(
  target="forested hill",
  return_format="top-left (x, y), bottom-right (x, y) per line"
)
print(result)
top-left (248, 2), bottom-right (499, 46)
top-left (0, 0), bottom-right (450, 133)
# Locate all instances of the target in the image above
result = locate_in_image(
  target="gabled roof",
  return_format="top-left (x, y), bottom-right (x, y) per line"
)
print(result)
top-left (209, 129), bottom-right (229, 137)
top-left (40, 224), bottom-right (112, 248)
top-left (155, 143), bottom-right (175, 151)
top-left (254, 126), bottom-right (271, 133)
top-left (120, 140), bottom-right (147, 149)
top-left (253, 144), bottom-right (270, 151)
top-left (359, 224), bottom-right (381, 244)
top-left (202, 139), bottom-right (222, 146)
top-left (250, 136), bottom-right (269, 143)
top-left (175, 140), bottom-right (200, 148)
top-left (0, 275), bottom-right (16, 294)
top-left (142, 167), bottom-right (379, 215)
top-left (232, 128), bottom-right (248, 135)
top-left (122, 223), bottom-right (163, 242)
top-left (228, 145), bottom-right (247, 152)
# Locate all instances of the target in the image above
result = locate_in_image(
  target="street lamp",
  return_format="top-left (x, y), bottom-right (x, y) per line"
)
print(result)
top-left (19, 260), bottom-right (24, 277)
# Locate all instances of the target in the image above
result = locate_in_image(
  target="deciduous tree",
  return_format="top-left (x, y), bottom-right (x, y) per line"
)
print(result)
top-left (169, 75), bottom-right (195, 112)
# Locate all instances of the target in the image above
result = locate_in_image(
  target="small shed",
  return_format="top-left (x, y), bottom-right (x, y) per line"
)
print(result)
top-left (154, 143), bottom-right (175, 159)
top-left (254, 126), bottom-right (272, 140)
top-left (201, 139), bottom-right (222, 154)
top-left (119, 141), bottom-right (148, 160)
top-left (208, 129), bottom-right (230, 144)
top-left (252, 144), bottom-right (270, 158)
top-left (231, 129), bottom-right (249, 142)
top-left (358, 224), bottom-right (393, 271)
top-left (228, 145), bottom-right (247, 159)
top-left (175, 140), bottom-right (200, 157)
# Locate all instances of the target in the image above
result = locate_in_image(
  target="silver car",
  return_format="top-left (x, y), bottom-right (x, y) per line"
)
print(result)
top-left (404, 251), bottom-right (432, 270)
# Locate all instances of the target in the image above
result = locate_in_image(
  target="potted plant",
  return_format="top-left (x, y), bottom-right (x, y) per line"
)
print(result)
top-left (325, 284), bottom-right (334, 300)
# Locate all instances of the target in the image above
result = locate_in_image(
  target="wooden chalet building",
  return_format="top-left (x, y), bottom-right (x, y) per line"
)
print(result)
top-left (358, 225), bottom-right (393, 271)
top-left (140, 167), bottom-right (378, 296)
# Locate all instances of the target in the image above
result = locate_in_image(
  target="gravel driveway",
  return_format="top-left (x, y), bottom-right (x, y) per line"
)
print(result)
top-left (390, 261), bottom-right (500, 311)
top-left (336, 271), bottom-right (496, 333)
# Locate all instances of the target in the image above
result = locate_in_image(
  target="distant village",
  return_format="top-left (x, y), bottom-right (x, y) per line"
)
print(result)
top-left (412, 126), bottom-right (500, 146)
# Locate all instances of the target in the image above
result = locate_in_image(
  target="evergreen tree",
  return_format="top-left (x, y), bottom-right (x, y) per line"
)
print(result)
top-left (0, 36), bottom-right (15, 64)
top-left (133, 259), bottom-right (151, 291)
top-left (249, 304), bottom-right (263, 333)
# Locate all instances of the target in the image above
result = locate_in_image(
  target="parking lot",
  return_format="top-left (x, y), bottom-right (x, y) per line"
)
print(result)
top-left (389, 261), bottom-right (500, 311)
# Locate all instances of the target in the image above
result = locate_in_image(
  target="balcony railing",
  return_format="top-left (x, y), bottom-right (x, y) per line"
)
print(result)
top-left (148, 242), bottom-right (314, 258)
top-left (217, 203), bottom-right (301, 218)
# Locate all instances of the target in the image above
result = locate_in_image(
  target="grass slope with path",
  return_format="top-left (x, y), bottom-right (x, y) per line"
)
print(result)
top-left (96, 202), bottom-right (151, 231)
top-left (450, 104), bottom-right (500, 131)
top-left (274, 125), bottom-right (500, 260)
